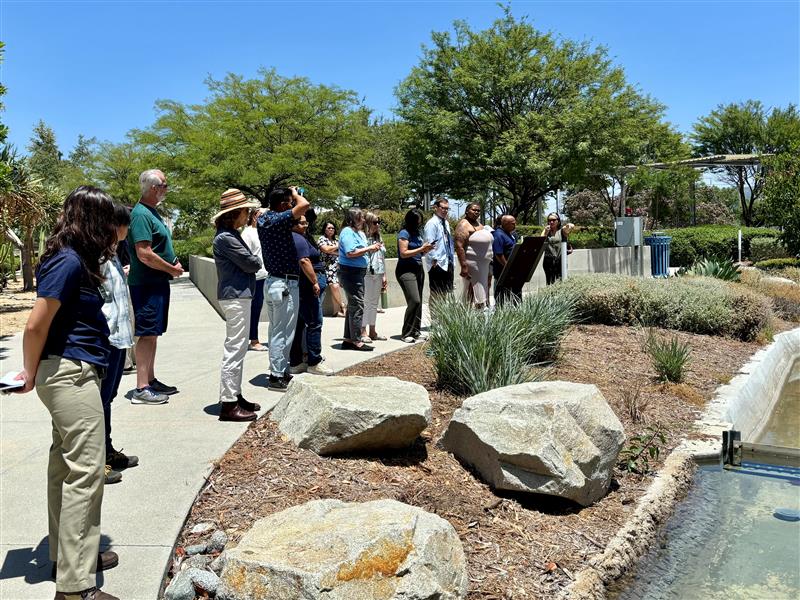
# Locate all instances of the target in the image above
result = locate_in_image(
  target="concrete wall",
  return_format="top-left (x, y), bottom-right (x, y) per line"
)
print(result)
top-left (190, 245), bottom-right (651, 321)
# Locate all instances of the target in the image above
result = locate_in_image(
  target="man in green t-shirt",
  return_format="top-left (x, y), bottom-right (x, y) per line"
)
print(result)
top-left (127, 169), bottom-right (184, 405)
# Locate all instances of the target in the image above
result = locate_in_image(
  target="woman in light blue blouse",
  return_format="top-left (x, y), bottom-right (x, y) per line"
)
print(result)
top-left (337, 208), bottom-right (381, 351)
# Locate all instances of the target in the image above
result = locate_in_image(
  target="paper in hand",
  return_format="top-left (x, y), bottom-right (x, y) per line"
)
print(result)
top-left (0, 371), bottom-right (24, 392)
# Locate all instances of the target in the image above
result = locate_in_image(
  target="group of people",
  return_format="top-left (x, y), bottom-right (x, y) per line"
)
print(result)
top-left (14, 168), bottom-right (576, 600)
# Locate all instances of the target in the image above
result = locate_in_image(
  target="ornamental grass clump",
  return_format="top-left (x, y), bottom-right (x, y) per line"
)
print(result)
top-left (428, 293), bottom-right (575, 396)
top-left (644, 329), bottom-right (691, 383)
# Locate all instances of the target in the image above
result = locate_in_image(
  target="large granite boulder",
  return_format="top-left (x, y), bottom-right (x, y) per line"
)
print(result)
top-left (441, 381), bottom-right (625, 506)
top-left (271, 375), bottom-right (431, 455)
top-left (219, 499), bottom-right (468, 600)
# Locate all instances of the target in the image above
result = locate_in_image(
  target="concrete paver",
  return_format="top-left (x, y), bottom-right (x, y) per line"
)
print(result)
top-left (0, 276), bottom-right (420, 599)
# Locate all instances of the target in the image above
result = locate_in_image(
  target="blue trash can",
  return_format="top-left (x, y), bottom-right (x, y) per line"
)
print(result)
top-left (645, 233), bottom-right (671, 278)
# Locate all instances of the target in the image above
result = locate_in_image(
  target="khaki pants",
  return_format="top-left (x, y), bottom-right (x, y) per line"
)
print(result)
top-left (219, 298), bottom-right (251, 403)
top-left (36, 357), bottom-right (105, 593)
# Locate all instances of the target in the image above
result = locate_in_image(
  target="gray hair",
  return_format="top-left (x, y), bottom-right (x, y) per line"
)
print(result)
top-left (139, 169), bottom-right (163, 196)
top-left (343, 208), bottom-right (364, 230)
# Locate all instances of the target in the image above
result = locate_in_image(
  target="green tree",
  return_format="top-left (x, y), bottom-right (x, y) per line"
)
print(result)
top-left (136, 68), bottom-right (372, 211)
top-left (395, 8), bottom-right (683, 222)
top-left (60, 134), bottom-right (98, 192)
top-left (761, 150), bottom-right (800, 255)
top-left (692, 101), bottom-right (800, 225)
top-left (90, 140), bottom-right (155, 206)
top-left (27, 120), bottom-right (63, 188)
top-left (0, 43), bottom-right (10, 193)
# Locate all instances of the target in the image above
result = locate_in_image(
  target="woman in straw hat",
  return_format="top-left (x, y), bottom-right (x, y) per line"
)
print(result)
top-left (212, 189), bottom-right (264, 422)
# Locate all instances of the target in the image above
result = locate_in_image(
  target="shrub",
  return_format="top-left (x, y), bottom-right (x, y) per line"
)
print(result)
top-left (173, 231), bottom-right (215, 269)
top-left (749, 237), bottom-right (790, 263)
top-left (662, 225), bottom-right (780, 267)
top-left (755, 258), bottom-right (800, 271)
top-left (678, 258), bottom-right (740, 281)
top-left (740, 269), bottom-right (800, 323)
top-left (548, 274), bottom-right (771, 341)
top-left (644, 329), bottom-right (691, 383)
top-left (428, 293), bottom-right (575, 396)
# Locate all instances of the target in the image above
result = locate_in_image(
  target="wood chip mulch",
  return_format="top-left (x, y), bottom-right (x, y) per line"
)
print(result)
top-left (175, 323), bottom-right (790, 599)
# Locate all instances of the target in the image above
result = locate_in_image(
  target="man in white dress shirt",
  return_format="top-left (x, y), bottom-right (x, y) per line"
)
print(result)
top-left (423, 197), bottom-right (455, 299)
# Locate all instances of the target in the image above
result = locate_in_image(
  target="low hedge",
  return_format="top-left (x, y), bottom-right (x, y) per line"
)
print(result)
top-left (754, 257), bottom-right (800, 270)
top-left (546, 273), bottom-right (771, 341)
top-left (749, 237), bottom-right (790, 263)
top-left (661, 225), bottom-right (780, 267)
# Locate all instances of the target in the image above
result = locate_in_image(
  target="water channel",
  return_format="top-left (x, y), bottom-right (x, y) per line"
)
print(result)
top-left (611, 360), bottom-right (800, 600)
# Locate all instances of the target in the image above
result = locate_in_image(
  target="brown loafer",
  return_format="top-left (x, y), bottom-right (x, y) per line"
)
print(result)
top-left (51, 551), bottom-right (118, 580)
top-left (219, 402), bottom-right (257, 422)
top-left (54, 587), bottom-right (119, 600)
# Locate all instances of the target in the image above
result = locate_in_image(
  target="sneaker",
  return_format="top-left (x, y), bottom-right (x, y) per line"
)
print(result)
top-left (283, 373), bottom-right (293, 384)
top-left (307, 363), bottom-right (334, 376)
top-left (416, 332), bottom-right (430, 341)
top-left (106, 448), bottom-right (139, 470)
top-left (268, 376), bottom-right (288, 392)
top-left (402, 336), bottom-right (416, 343)
top-left (149, 378), bottom-right (178, 395)
top-left (130, 386), bottom-right (169, 405)
top-left (289, 363), bottom-right (308, 374)
top-left (104, 465), bottom-right (122, 485)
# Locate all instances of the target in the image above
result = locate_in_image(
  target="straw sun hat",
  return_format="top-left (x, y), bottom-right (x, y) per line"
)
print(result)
top-left (211, 188), bottom-right (261, 222)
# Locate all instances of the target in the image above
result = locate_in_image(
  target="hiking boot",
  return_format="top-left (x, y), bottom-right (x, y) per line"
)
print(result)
top-left (104, 465), bottom-right (122, 485)
top-left (54, 587), bottom-right (119, 600)
top-left (106, 448), bottom-right (138, 470)
top-left (52, 551), bottom-right (118, 580)
top-left (307, 363), bottom-right (334, 376)
top-left (237, 394), bottom-right (260, 412)
top-left (149, 378), bottom-right (178, 395)
top-left (289, 362), bottom-right (307, 374)
top-left (268, 376), bottom-right (288, 392)
top-left (219, 401), bottom-right (257, 422)
top-left (131, 386), bottom-right (169, 405)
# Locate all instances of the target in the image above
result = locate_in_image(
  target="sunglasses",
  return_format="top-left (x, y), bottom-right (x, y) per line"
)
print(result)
top-left (548, 219), bottom-right (558, 222)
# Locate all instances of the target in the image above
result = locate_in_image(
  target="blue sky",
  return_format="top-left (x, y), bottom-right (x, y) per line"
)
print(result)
top-left (2, 1), bottom-right (798, 156)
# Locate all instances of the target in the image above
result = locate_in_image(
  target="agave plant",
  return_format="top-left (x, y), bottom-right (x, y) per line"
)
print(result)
top-left (679, 258), bottom-right (741, 282)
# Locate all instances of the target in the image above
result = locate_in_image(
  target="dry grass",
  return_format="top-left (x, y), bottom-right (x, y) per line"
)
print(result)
top-left (741, 269), bottom-right (800, 322)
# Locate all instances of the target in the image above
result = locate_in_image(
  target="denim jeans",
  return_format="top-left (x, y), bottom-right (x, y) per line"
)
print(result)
top-left (290, 274), bottom-right (327, 367)
top-left (338, 265), bottom-right (366, 342)
top-left (100, 345), bottom-right (127, 454)
top-left (265, 276), bottom-right (299, 378)
top-left (249, 278), bottom-right (266, 340)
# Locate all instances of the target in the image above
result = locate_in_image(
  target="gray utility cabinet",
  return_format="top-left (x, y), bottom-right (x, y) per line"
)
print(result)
top-left (614, 216), bottom-right (643, 247)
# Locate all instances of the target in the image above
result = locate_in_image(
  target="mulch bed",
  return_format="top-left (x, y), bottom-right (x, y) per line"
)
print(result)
top-left (174, 323), bottom-right (790, 598)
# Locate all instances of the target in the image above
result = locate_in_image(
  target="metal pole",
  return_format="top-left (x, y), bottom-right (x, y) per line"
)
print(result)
top-left (738, 229), bottom-right (742, 263)
top-left (560, 242), bottom-right (568, 281)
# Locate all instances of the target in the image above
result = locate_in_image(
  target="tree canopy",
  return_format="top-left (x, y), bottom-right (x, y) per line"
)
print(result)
top-left (395, 9), bottom-right (684, 221)
top-left (692, 100), bottom-right (800, 225)
top-left (136, 69), bottom-right (373, 209)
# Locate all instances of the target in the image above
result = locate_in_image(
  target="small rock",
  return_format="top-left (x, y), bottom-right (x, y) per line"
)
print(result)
top-left (182, 554), bottom-right (211, 571)
top-left (188, 567), bottom-right (220, 594)
top-left (164, 569), bottom-right (195, 600)
top-left (190, 522), bottom-right (215, 535)
top-left (184, 543), bottom-right (206, 556)
top-left (207, 529), bottom-right (229, 553)
top-left (209, 551), bottom-right (227, 575)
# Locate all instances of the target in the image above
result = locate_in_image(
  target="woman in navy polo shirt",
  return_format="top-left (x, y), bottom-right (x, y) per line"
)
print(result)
top-left (16, 186), bottom-right (120, 600)
top-left (395, 208), bottom-right (434, 342)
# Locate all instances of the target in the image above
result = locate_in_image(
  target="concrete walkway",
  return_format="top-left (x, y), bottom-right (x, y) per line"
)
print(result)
top-left (0, 276), bottom-right (423, 599)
